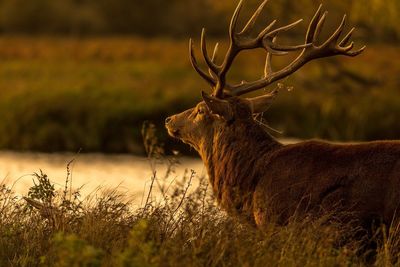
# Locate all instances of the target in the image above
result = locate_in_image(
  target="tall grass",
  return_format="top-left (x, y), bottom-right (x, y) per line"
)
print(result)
top-left (1, 127), bottom-right (400, 266)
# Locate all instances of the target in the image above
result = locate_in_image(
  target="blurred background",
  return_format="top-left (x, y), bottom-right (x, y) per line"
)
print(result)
top-left (0, 0), bottom-right (399, 155)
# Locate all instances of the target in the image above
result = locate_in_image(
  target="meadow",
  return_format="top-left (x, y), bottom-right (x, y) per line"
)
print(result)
top-left (0, 36), bottom-right (399, 154)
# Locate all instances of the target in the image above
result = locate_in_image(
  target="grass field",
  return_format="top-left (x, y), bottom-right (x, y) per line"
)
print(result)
top-left (2, 150), bottom-right (400, 266)
top-left (0, 36), bottom-right (399, 154)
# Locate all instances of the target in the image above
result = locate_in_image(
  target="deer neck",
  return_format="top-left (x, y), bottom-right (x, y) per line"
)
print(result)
top-left (199, 120), bottom-right (282, 220)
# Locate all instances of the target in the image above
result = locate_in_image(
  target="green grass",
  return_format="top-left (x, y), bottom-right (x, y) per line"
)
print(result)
top-left (0, 37), bottom-right (399, 153)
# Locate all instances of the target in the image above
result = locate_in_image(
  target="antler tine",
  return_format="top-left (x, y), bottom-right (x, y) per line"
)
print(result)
top-left (209, 43), bottom-right (220, 78)
top-left (340, 41), bottom-right (354, 52)
top-left (240, 0), bottom-right (269, 35)
top-left (339, 27), bottom-right (354, 46)
top-left (306, 4), bottom-right (323, 44)
top-left (346, 45), bottom-right (366, 57)
top-left (211, 42), bottom-right (219, 62)
top-left (257, 19), bottom-right (277, 39)
top-left (263, 36), bottom-right (274, 79)
top-left (264, 51), bottom-right (273, 78)
top-left (189, 38), bottom-right (216, 87)
top-left (267, 19), bottom-right (303, 38)
top-left (229, 0), bottom-right (244, 42)
top-left (313, 11), bottom-right (328, 43)
top-left (264, 39), bottom-right (310, 54)
top-left (201, 28), bottom-right (220, 75)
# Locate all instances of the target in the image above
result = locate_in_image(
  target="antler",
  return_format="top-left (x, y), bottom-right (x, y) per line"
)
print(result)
top-left (189, 0), bottom-right (365, 98)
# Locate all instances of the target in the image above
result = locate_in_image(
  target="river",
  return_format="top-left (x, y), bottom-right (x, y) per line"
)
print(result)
top-left (0, 151), bottom-right (206, 204)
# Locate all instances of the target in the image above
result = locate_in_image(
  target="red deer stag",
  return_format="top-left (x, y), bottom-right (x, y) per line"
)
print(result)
top-left (165, 0), bottom-right (399, 229)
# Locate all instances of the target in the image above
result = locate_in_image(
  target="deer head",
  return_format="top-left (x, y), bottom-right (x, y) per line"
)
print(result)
top-left (165, 0), bottom-right (365, 155)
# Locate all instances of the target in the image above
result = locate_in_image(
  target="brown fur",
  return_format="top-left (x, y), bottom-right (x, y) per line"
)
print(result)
top-left (166, 97), bottom-right (400, 229)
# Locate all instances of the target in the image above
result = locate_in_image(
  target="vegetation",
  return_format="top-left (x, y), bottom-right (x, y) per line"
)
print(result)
top-left (0, 37), bottom-right (197, 153)
top-left (0, 37), bottom-right (399, 153)
top-left (2, 133), bottom-right (400, 267)
top-left (0, 0), bottom-right (398, 42)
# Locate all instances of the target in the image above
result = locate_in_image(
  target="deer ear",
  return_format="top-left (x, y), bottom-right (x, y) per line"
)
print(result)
top-left (247, 89), bottom-right (278, 113)
top-left (201, 91), bottom-right (233, 121)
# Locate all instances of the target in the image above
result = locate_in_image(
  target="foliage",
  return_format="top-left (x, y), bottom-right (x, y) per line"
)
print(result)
top-left (28, 171), bottom-right (55, 202)
top-left (50, 233), bottom-right (103, 267)
top-left (0, 0), bottom-right (398, 42)
top-left (0, 37), bottom-right (399, 153)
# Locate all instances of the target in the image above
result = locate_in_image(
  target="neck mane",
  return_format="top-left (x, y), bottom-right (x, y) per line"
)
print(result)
top-left (199, 119), bottom-right (282, 221)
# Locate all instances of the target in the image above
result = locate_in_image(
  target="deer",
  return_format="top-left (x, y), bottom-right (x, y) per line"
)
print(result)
top-left (165, 0), bottom-right (400, 231)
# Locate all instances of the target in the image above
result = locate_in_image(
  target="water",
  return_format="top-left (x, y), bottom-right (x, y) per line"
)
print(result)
top-left (0, 139), bottom-right (300, 204)
top-left (0, 151), bottom-right (206, 203)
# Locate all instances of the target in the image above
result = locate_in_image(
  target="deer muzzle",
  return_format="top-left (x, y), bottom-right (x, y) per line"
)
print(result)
top-left (165, 116), bottom-right (180, 138)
